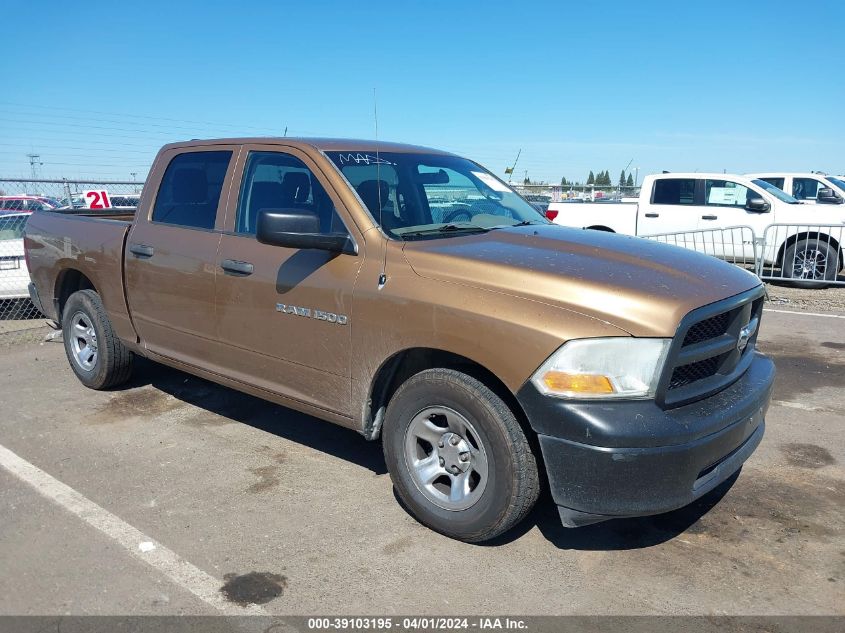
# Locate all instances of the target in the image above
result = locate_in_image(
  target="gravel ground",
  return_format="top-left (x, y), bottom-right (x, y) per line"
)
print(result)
top-left (765, 283), bottom-right (845, 313)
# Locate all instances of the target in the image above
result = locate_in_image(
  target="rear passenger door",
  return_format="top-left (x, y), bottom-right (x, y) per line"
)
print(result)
top-left (124, 146), bottom-right (239, 367)
top-left (638, 177), bottom-right (702, 235)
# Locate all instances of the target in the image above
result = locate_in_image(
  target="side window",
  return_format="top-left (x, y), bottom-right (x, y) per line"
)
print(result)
top-left (652, 178), bottom-right (696, 205)
top-left (236, 151), bottom-right (345, 235)
top-left (0, 199), bottom-right (23, 210)
top-left (152, 151), bottom-right (232, 229)
top-left (705, 179), bottom-right (751, 207)
top-left (337, 161), bottom-right (407, 230)
top-left (792, 178), bottom-right (824, 200)
top-left (761, 177), bottom-right (785, 191)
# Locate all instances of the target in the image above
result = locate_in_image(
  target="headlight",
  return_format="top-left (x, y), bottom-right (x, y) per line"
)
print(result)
top-left (531, 338), bottom-right (671, 399)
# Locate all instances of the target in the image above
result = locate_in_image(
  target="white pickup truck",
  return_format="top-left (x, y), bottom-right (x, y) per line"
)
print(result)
top-left (547, 172), bottom-right (845, 283)
top-left (746, 172), bottom-right (845, 205)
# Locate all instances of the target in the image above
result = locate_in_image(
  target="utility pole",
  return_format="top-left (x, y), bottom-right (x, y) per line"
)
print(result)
top-left (27, 154), bottom-right (42, 180)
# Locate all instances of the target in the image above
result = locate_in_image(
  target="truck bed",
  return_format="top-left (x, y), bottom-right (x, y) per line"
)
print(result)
top-left (25, 210), bottom-right (136, 341)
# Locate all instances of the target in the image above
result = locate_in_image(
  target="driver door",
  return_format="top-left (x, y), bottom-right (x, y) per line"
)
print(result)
top-left (701, 178), bottom-right (761, 260)
top-left (214, 145), bottom-right (365, 416)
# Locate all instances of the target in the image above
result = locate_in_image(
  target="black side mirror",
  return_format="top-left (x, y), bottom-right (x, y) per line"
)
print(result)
top-left (256, 208), bottom-right (356, 254)
top-left (816, 187), bottom-right (843, 205)
top-left (745, 197), bottom-right (771, 213)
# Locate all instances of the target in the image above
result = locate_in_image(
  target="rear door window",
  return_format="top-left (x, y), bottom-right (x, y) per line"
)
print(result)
top-left (152, 151), bottom-right (233, 229)
top-left (651, 178), bottom-right (696, 205)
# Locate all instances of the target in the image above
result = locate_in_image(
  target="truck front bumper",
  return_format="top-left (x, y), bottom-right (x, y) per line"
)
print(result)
top-left (516, 352), bottom-right (775, 527)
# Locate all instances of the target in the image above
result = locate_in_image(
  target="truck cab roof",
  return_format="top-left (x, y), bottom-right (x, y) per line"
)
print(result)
top-left (161, 137), bottom-right (453, 156)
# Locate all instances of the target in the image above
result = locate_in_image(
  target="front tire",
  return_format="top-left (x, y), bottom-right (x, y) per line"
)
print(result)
top-left (382, 368), bottom-right (539, 542)
top-left (62, 289), bottom-right (133, 389)
top-left (782, 239), bottom-right (838, 288)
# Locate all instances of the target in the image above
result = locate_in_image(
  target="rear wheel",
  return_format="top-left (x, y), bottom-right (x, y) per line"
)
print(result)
top-left (782, 239), bottom-right (838, 288)
top-left (382, 368), bottom-right (539, 542)
top-left (62, 289), bottom-right (133, 389)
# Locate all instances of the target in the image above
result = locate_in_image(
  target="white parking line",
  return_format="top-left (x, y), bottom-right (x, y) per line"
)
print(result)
top-left (764, 308), bottom-right (845, 319)
top-left (0, 443), bottom-right (266, 616)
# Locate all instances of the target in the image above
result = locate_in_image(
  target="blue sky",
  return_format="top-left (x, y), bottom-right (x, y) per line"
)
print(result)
top-left (1, 0), bottom-right (843, 183)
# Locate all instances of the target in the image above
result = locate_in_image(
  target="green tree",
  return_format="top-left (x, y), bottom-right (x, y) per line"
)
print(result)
top-left (618, 170), bottom-right (626, 188)
top-left (560, 176), bottom-right (569, 186)
top-left (626, 173), bottom-right (634, 187)
top-left (587, 171), bottom-right (595, 185)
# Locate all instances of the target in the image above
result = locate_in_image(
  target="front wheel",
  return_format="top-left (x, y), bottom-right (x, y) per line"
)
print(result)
top-left (382, 368), bottom-right (539, 542)
top-left (782, 239), bottom-right (839, 288)
top-left (62, 289), bottom-right (133, 389)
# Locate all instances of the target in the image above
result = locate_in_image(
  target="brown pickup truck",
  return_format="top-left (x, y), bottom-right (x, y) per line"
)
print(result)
top-left (25, 138), bottom-right (774, 542)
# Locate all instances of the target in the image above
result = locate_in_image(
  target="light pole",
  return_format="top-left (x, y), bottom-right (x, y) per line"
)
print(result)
top-left (130, 172), bottom-right (138, 193)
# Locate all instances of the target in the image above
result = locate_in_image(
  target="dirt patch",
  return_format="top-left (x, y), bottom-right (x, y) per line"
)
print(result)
top-left (781, 443), bottom-right (837, 469)
top-left (680, 467), bottom-right (844, 544)
top-left (382, 535), bottom-right (414, 556)
top-left (246, 466), bottom-right (280, 494)
top-left (220, 571), bottom-right (287, 606)
top-left (245, 449), bottom-right (287, 493)
top-left (765, 284), bottom-right (845, 313)
top-left (90, 388), bottom-right (183, 422)
top-left (821, 341), bottom-right (845, 350)
top-left (755, 339), bottom-right (845, 403)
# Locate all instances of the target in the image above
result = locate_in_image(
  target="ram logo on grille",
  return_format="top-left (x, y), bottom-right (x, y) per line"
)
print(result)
top-left (737, 317), bottom-right (758, 353)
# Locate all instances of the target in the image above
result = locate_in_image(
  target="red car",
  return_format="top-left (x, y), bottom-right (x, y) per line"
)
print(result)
top-left (0, 195), bottom-right (61, 213)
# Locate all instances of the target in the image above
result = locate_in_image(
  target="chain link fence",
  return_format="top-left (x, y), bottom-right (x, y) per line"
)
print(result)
top-left (0, 177), bottom-right (143, 210)
top-left (0, 178), bottom-right (144, 346)
top-left (512, 183), bottom-right (642, 204)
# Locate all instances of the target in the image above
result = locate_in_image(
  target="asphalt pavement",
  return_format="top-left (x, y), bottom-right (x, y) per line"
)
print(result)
top-left (0, 309), bottom-right (843, 615)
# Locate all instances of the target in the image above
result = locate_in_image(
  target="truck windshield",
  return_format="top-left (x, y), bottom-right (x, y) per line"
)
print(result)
top-left (828, 177), bottom-right (845, 192)
top-left (751, 179), bottom-right (801, 204)
top-left (324, 151), bottom-right (548, 239)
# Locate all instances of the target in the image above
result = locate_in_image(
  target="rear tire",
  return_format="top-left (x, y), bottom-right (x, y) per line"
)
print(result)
top-left (382, 368), bottom-right (539, 543)
top-left (62, 289), bottom-right (133, 389)
top-left (782, 239), bottom-right (838, 288)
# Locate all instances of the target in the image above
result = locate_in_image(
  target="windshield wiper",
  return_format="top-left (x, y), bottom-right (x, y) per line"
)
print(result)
top-left (400, 224), bottom-right (490, 238)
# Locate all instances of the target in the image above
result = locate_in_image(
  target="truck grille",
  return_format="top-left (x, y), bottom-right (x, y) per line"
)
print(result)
top-left (657, 288), bottom-right (764, 408)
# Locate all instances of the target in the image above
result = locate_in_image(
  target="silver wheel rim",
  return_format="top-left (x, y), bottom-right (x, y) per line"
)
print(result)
top-left (69, 311), bottom-right (98, 372)
top-left (791, 248), bottom-right (827, 279)
top-left (404, 406), bottom-right (489, 511)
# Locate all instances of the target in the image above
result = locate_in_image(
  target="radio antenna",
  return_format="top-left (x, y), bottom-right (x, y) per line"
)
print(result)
top-left (374, 87), bottom-right (387, 289)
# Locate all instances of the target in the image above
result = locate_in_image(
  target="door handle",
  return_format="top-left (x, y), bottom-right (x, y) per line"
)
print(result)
top-left (129, 243), bottom-right (154, 258)
top-left (701, 214), bottom-right (718, 220)
top-left (220, 259), bottom-right (254, 276)
top-left (644, 212), bottom-right (659, 218)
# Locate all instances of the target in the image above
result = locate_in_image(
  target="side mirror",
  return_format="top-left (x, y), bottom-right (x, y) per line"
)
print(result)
top-left (816, 187), bottom-right (843, 205)
top-left (256, 208), bottom-right (356, 254)
top-left (745, 197), bottom-right (771, 213)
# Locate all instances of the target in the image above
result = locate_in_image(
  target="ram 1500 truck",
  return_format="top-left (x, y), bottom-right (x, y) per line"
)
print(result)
top-left (25, 138), bottom-right (774, 542)
top-left (548, 172), bottom-right (845, 283)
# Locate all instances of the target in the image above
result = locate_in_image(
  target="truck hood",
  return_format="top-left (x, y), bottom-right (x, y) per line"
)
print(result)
top-left (402, 225), bottom-right (761, 337)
